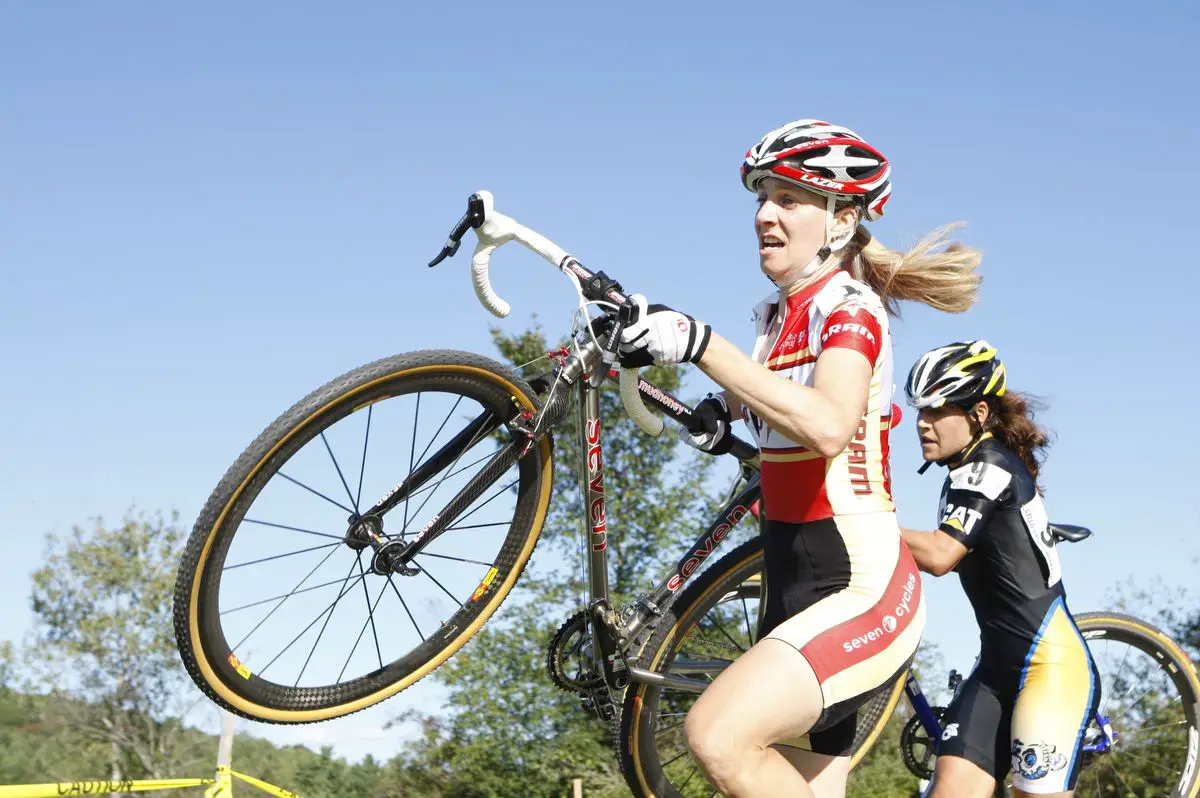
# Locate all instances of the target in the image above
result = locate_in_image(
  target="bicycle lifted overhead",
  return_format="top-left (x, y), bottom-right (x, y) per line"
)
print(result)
top-left (171, 189), bottom-right (762, 728)
top-left (172, 192), bottom-right (1200, 797)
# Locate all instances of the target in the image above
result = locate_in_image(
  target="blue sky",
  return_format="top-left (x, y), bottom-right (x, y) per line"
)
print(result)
top-left (3, 2), bottom-right (1198, 763)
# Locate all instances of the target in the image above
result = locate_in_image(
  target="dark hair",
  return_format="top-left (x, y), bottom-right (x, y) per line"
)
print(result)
top-left (983, 392), bottom-right (1053, 491)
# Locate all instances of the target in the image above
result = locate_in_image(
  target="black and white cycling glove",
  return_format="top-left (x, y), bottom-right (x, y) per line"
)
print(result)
top-left (617, 294), bottom-right (711, 367)
top-left (680, 393), bottom-right (734, 455)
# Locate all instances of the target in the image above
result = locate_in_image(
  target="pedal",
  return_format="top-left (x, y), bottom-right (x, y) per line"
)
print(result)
top-left (947, 669), bottom-right (962, 693)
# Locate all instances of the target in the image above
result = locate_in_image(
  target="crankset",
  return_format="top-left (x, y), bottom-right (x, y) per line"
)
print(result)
top-left (547, 610), bottom-right (604, 693)
top-left (900, 707), bottom-right (946, 779)
top-left (547, 610), bottom-right (626, 738)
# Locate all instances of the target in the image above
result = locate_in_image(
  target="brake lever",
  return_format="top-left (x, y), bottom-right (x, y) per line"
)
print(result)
top-left (602, 298), bottom-right (643, 365)
top-left (428, 193), bottom-right (487, 267)
top-left (605, 296), bottom-right (649, 364)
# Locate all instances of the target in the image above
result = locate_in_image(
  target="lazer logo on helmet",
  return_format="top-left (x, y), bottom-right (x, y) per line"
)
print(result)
top-left (798, 174), bottom-right (845, 191)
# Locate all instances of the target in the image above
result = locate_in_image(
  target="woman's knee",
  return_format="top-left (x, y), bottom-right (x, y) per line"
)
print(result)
top-left (684, 703), bottom-right (753, 781)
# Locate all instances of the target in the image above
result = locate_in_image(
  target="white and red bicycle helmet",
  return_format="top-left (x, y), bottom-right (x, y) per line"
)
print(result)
top-left (742, 119), bottom-right (892, 222)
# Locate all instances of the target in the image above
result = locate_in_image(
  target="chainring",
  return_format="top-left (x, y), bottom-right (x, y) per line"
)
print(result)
top-left (547, 610), bottom-right (604, 693)
top-left (900, 707), bottom-right (946, 780)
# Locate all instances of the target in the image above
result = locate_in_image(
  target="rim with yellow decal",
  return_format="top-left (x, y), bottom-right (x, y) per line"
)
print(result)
top-left (172, 350), bottom-right (554, 723)
top-left (616, 537), bottom-right (905, 797)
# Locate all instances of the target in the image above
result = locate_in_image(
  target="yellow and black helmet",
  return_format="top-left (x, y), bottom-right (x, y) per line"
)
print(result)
top-left (905, 340), bottom-right (1007, 409)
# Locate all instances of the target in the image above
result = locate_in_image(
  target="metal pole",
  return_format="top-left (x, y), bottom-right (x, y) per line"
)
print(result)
top-left (217, 711), bottom-right (236, 768)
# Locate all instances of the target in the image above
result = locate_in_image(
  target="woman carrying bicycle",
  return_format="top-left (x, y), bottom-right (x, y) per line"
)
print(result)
top-left (616, 119), bottom-right (980, 798)
top-left (901, 341), bottom-right (1101, 798)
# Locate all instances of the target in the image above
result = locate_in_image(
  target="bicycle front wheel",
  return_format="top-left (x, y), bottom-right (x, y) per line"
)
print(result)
top-left (173, 350), bottom-right (554, 724)
top-left (617, 537), bottom-right (906, 797)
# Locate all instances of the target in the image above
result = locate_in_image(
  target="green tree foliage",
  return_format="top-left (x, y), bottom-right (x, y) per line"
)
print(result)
top-left (23, 511), bottom-right (200, 783)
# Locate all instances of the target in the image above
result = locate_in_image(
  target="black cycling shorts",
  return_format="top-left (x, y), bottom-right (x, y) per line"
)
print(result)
top-left (936, 597), bottom-right (1100, 794)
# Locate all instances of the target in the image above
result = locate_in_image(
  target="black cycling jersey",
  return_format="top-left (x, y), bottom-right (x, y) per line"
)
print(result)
top-left (936, 433), bottom-right (1065, 661)
top-left (932, 433), bottom-right (1100, 792)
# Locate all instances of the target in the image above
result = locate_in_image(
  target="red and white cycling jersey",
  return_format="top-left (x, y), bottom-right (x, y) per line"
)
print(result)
top-left (746, 268), bottom-right (896, 523)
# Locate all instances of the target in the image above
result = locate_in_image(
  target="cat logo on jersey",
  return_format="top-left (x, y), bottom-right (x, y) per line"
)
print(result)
top-left (1011, 739), bottom-right (1067, 780)
top-left (941, 503), bottom-right (982, 534)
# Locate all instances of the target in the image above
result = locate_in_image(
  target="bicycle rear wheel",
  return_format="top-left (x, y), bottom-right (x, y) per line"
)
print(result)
top-left (1071, 612), bottom-right (1200, 798)
top-left (173, 350), bottom-right (554, 723)
top-left (617, 537), bottom-right (905, 797)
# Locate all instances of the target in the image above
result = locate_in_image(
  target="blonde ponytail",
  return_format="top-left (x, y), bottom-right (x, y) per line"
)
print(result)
top-left (842, 223), bottom-right (982, 316)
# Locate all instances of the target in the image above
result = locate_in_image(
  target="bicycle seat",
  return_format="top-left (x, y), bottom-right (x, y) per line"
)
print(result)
top-left (1050, 523), bottom-right (1092, 543)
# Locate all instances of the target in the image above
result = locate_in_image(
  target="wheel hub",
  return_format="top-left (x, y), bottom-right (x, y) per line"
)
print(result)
top-left (343, 514), bottom-right (420, 576)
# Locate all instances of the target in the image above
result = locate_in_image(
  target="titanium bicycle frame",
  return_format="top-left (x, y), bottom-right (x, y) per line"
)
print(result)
top-left (558, 338), bottom-right (762, 692)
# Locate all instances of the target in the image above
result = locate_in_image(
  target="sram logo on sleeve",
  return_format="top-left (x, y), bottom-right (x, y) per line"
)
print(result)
top-left (821, 321), bottom-right (877, 344)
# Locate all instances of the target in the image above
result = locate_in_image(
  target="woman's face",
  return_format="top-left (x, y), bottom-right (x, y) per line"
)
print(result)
top-left (754, 177), bottom-right (829, 286)
top-left (916, 403), bottom-right (985, 462)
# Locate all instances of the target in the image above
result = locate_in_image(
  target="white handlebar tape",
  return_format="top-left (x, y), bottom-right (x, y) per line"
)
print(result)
top-left (469, 189), bottom-right (573, 318)
top-left (470, 191), bottom-right (512, 318)
top-left (468, 191), bottom-right (659, 435)
top-left (619, 367), bottom-right (664, 437)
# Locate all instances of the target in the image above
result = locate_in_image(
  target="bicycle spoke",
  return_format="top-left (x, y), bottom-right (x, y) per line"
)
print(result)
top-left (414, 394), bottom-right (464, 472)
top-left (741, 595), bottom-right (753, 645)
top-left (1112, 746), bottom-right (1181, 775)
top-left (1109, 679), bottom-right (1174, 727)
top-left (403, 413), bottom-right (495, 533)
top-left (294, 555), bottom-right (362, 686)
top-left (442, 521), bottom-right (513, 532)
top-left (679, 767), bottom-right (698, 790)
top-left (226, 541), bottom-right (342, 570)
top-left (700, 615), bottom-right (746, 653)
top-left (419, 551), bottom-right (495, 567)
top-left (278, 471), bottom-right (355, 515)
top-left (662, 748), bottom-right (691, 768)
top-left (1104, 756), bottom-right (1142, 796)
top-left (419, 562), bottom-right (463, 608)
top-left (399, 449), bottom-right (497, 506)
top-left (1099, 641), bottom-right (1132, 719)
top-left (231, 544), bottom-right (343, 652)
top-left (258, 571), bottom-right (368, 676)
top-left (656, 718), bottom-right (686, 737)
top-left (222, 575), bottom-right (360, 615)
top-left (355, 404), bottom-right (373, 510)
top-left (321, 430), bottom-right (359, 513)
top-left (355, 557), bottom-right (385, 673)
top-left (243, 518), bottom-right (345, 541)
top-left (403, 393), bottom-right (421, 534)
top-left (442, 477), bottom-right (520, 530)
top-left (387, 575), bottom-right (425, 642)
top-left (338, 577), bottom-right (389, 682)
top-left (1116, 719), bottom-right (1188, 735)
